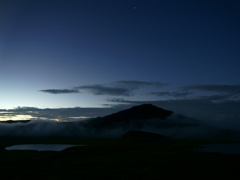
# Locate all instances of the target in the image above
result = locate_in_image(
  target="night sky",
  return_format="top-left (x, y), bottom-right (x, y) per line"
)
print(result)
top-left (1, 0), bottom-right (240, 127)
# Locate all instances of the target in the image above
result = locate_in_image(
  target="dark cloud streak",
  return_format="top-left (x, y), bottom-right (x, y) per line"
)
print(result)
top-left (181, 85), bottom-right (240, 94)
top-left (76, 85), bottom-right (131, 96)
top-left (152, 91), bottom-right (191, 98)
top-left (114, 80), bottom-right (167, 88)
top-left (40, 89), bottom-right (79, 94)
top-left (75, 80), bottom-right (166, 96)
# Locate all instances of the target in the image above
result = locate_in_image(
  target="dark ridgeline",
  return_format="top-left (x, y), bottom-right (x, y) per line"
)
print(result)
top-left (89, 104), bottom-right (173, 129)
top-left (104, 104), bottom-right (173, 120)
top-left (1, 104), bottom-right (238, 140)
top-left (0, 120), bottom-right (31, 124)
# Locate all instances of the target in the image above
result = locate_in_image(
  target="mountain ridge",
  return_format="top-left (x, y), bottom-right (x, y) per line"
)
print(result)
top-left (103, 104), bottom-right (173, 121)
top-left (88, 104), bottom-right (174, 129)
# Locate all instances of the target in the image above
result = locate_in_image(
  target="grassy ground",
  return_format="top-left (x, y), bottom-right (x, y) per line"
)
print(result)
top-left (0, 137), bottom-right (240, 180)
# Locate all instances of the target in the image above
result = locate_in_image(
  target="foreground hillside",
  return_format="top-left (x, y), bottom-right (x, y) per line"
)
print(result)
top-left (0, 104), bottom-right (240, 179)
top-left (0, 137), bottom-right (239, 180)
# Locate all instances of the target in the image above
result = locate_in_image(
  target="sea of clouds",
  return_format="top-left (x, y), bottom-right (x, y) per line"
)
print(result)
top-left (0, 113), bottom-right (239, 140)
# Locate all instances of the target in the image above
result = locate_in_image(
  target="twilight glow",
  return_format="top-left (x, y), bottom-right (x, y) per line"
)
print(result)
top-left (0, 0), bottom-right (239, 128)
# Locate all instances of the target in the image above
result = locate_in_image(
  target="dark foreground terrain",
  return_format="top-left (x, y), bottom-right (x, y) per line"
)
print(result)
top-left (0, 136), bottom-right (240, 180)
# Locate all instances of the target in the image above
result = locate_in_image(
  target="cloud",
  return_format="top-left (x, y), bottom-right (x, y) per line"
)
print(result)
top-left (181, 85), bottom-right (240, 94)
top-left (179, 84), bottom-right (240, 102)
top-left (107, 98), bottom-right (130, 103)
top-left (1, 109), bottom-right (239, 139)
top-left (1, 102), bottom-right (240, 139)
top-left (76, 85), bottom-right (131, 96)
top-left (152, 91), bottom-right (191, 98)
top-left (0, 106), bottom-right (121, 122)
top-left (195, 95), bottom-right (230, 102)
top-left (39, 80), bottom-right (167, 97)
top-left (114, 80), bottom-right (167, 89)
top-left (75, 80), bottom-right (166, 96)
top-left (0, 120), bottom-right (89, 137)
top-left (36, 82), bottom-right (240, 131)
top-left (40, 89), bottom-right (79, 94)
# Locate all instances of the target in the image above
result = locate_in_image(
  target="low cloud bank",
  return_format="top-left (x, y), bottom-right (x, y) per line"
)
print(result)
top-left (0, 114), bottom-right (239, 140)
top-left (0, 120), bottom-right (89, 137)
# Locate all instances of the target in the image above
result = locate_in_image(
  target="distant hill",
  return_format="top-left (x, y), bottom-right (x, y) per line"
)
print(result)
top-left (88, 104), bottom-right (173, 129)
top-left (87, 104), bottom-right (240, 140)
top-left (0, 120), bottom-right (31, 124)
top-left (0, 104), bottom-right (239, 140)
top-left (104, 104), bottom-right (173, 120)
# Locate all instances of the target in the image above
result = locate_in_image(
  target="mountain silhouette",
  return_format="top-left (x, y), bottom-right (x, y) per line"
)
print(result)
top-left (87, 104), bottom-right (233, 139)
top-left (88, 104), bottom-right (173, 129)
top-left (104, 104), bottom-right (173, 120)
top-left (85, 104), bottom-right (239, 140)
top-left (0, 104), bottom-right (239, 140)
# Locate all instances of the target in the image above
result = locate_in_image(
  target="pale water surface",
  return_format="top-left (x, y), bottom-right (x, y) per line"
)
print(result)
top-left (5, 144), bottom-right (85, 151)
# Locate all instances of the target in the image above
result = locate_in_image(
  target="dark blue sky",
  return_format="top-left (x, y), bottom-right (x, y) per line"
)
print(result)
top-left (1, 0), bottom-right (240, 125)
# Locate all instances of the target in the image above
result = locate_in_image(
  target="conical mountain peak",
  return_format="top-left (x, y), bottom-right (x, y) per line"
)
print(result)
top-left (104, 104), bottom-right (173, 120)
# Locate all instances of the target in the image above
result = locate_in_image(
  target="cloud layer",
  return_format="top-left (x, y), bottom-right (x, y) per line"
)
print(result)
top-left (113, 80), bottom-right (166, 89)
top-left (0, 112), bottom-right (239, 140)
top-left (181, 85), bottom-right (240, 94)
top-left (75, 80), bottom-right (167, 96)
top-left (40, 89), bottom-right (79, 94)
top-left (37, 82), bottom-right (240, 130)
top-left (152, 92), bottom-right (192, 98)
top-left (76, 85), bottom-right (131, 96)
top-left (39, 82), bottom-right (240, 102)
top-left (39, 80), bottom-right (167, 96)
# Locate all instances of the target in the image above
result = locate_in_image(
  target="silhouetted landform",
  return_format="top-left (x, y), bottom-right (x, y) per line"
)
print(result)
top-left (0, 120), bottom-right (31, 124)
top-left (87, 104), bottom-right (240, 139)
top-left (105, 104), bottom-right (173, 120)
top-left (122, 131), bottom-right (172, 142)
top-left (0, 104), bottom-right (239, 140)
top-left (89, 104), bottom-right (173, 128)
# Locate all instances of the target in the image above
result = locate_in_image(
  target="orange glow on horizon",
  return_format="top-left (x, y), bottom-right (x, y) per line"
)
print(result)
top-left (0, 115), bottom-right (35, 121)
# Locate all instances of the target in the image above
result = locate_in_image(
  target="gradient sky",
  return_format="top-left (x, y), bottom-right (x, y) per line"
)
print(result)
top-left (1, 0), bottom-right (240, 125)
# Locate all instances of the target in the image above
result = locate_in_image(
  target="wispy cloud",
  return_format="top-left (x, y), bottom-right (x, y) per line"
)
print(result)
top-left (40, 89), bottom-right (79, 94)
top-left (181, 85), bottom-right (240, 94)
top-left (152, 91), bottom-right (191, 98)
top-left (114, 80), bottom-right (167, 89)
top-left (179, 84), bottom-right (240, 102)
top-left (76, 85), bottom-right (131, 96)
top-left (37, 82), bottom-right (240, 127)
top-left (39, 80), bottom-right (166, 97)
top-left (75, 80), bottom-right (167, 96)
top-left (0, 107), bottom-right (119, 122)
